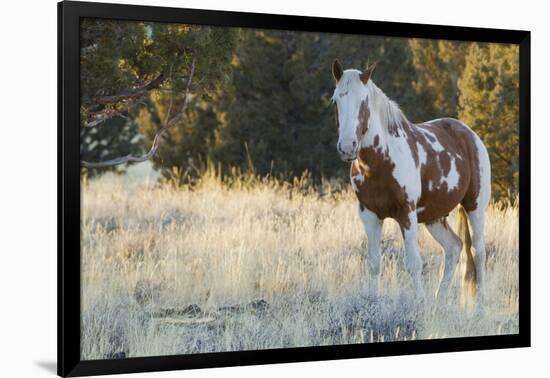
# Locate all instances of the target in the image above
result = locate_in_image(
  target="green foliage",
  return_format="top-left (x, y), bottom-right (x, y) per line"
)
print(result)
top-left (214, 30), bottom-right (328, 177)
top-left (408, 39), bottom-right (469, 119)
top-left (80, 19), bottom-right (236, 173)
top-left (458, 43), bottom-right (520, 200)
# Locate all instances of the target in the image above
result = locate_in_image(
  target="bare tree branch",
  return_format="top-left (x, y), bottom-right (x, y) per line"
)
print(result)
top-left (82, 102), bottom-right (134, 128)
top-left (81, 74), bottom-right (166, 128)
top-left (163, 63), bottom-right (175, 126)
top-left (81, 57), bottom-right (196, 169)
top-left (82, 73), bottom-right (166, 107)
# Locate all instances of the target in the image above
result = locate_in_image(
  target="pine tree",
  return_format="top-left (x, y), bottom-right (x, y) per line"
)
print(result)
top-left (409, 39), bottom-right (469, 120)
top-left (213, 30), bottom-right (294, 175)
top-left (458, 43), bottom-right (520, 201)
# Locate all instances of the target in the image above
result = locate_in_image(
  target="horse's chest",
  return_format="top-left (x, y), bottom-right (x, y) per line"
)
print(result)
top-left (350, 158), bottom-right (411, 221)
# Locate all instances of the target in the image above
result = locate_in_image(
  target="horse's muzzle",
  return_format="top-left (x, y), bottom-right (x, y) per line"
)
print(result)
top-left (338, 151), bottom-right (357, 162)
top-left (337, 140), bottom-right (358, 161)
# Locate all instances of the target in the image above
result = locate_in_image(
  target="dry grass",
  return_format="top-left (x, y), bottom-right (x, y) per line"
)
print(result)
top-left (80, 167), bottom-right (519, 360)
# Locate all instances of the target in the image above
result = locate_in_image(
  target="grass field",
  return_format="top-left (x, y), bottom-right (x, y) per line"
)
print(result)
top-left (80, 167), bottom-right (519, 360)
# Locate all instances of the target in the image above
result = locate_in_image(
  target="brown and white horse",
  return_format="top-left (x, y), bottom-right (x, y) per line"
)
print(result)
top-left (331, 60), bottom-right (491, 306)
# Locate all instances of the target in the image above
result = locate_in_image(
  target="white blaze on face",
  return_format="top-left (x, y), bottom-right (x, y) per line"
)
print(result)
top-left (332, 70), bottom-right (368, 157)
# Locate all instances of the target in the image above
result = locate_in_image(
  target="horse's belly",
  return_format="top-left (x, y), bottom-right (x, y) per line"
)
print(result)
top-left (416, 187), bottom-right (467, 224)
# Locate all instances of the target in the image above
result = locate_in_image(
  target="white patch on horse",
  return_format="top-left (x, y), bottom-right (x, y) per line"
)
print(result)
top-left (472, 130), bottom-right (492, 207)
top-left (388, 136), bottom-right (421, 202)
top-left (350, 173), bottom-right (364, 193)
top-left (350, 177), bottom-right (359, 192)
top-left (442, 157), bottom-right (460, 191)
top-left (421, 129), bottom-right (445, 152)
top-left (417, 142), bottom-right (427, 167)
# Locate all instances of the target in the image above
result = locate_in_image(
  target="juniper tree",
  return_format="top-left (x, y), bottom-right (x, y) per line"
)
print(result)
top-left (458, 43), bottom-right (520, 201)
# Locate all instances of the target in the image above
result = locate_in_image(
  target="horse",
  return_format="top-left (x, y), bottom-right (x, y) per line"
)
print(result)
top-left (330, 59), bottom-right (491, 307)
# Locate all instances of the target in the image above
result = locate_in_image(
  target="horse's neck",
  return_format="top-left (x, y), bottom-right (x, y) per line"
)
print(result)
top-left (359, 114), bottom-right (409, 162)
top-left (361, 114), bottom-right (404, 147)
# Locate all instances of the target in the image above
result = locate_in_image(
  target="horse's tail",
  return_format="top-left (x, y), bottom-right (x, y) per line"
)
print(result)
top-left (457, 205), bottom-right (476, 307)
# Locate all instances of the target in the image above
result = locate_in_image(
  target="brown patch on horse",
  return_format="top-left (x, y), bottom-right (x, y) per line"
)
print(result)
top-left (387, 121), bottom-right (402, 138)
top-left (352, 145), bottom-right (414, 231)
top-left (356, 100), bottom-right (370, 141)
top-left (401, 122), bottom-right (419, 168)
top-left (411, 118), bottom-right (481, 222)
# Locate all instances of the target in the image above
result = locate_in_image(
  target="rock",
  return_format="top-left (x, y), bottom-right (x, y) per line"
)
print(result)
top-left (105, 351), bottom-right (126, 359)
top-left (218, 299), bottom-right (269, 314)
top-left (181, 304), bottom-right (202, 316)
top-left (247, 299), bottom-right (269, 312)
top-left (154, 304), bottom-right (203, 318)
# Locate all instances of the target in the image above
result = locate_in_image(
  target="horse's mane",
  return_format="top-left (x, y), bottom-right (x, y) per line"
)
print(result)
top-left (365, 80), bottom-right (408, 132)
top-left (333, 70), bottom-right (408, 133)
top-left (332, 70), bottom-right (408, 134)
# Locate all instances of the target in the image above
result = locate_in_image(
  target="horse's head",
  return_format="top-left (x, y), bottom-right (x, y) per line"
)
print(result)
top-left (331, 59), bottom-right (376, 162)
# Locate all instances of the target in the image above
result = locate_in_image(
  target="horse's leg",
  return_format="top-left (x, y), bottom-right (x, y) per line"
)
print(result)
top-left (358, 207), bottom-right (383, 297)
top-left (425, 218), bottom-right (462, 304)
top-left (400, 211), bottom-right (425, 299)
top-left (467, 207), bottom-right (487, 307)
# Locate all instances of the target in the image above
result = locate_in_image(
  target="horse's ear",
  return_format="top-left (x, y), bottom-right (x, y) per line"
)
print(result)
top-left (332, 59), bottom-right (344, 82)
top-left (360, 61), bottom-right (377, 84)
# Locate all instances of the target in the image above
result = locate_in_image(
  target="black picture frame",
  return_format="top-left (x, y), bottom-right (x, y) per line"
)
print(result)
top-left (58, 1), bottom-right (531, 376)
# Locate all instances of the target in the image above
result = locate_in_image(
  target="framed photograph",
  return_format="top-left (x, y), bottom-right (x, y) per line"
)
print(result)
top-left (58, 0), bottom-right (530, 376)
